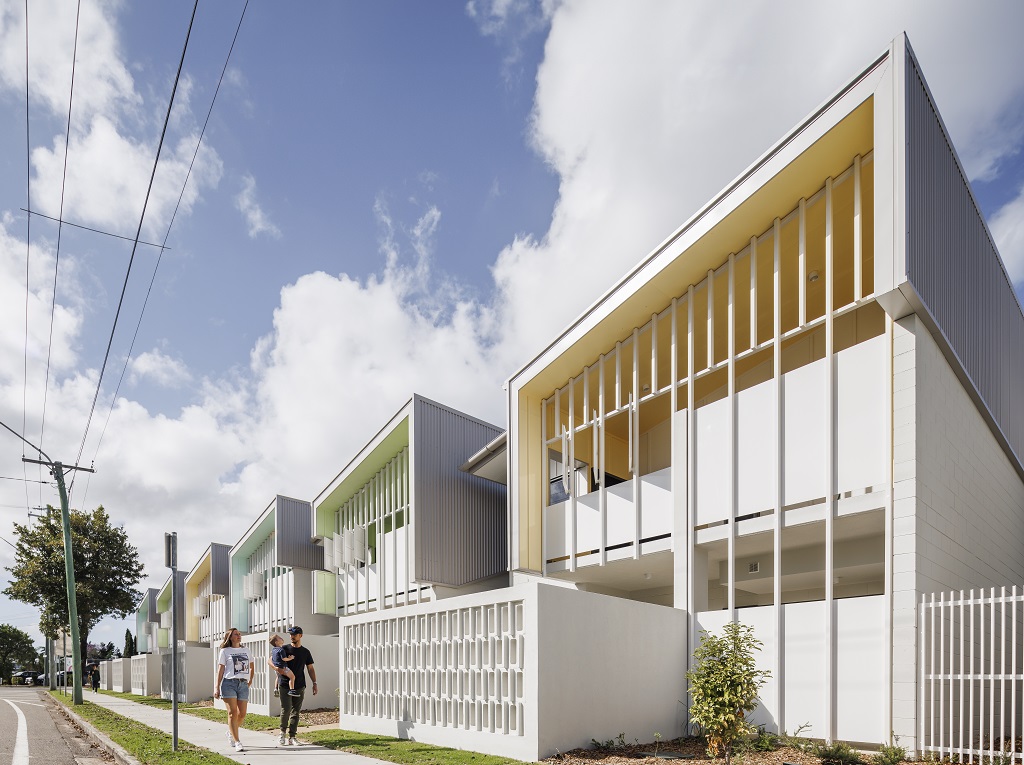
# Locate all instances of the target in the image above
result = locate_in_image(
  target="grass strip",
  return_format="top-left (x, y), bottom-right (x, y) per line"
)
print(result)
top-left (95, 689), bottom-right (281, 731)
top-left (50, 691), bottom-right (237, 765)
top-left (302, 729), bottom-right (529, 765)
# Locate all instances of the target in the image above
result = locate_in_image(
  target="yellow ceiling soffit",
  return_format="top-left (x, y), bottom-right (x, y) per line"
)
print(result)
top-left (520, 99), bottom-right (874, 399)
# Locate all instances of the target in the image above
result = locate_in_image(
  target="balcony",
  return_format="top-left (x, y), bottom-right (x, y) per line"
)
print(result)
top-left (545, 466), bottom-right (673, 569)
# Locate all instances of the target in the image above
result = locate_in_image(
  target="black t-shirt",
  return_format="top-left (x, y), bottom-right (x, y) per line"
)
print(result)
top-left (278, 644), bottom-right (314, 689)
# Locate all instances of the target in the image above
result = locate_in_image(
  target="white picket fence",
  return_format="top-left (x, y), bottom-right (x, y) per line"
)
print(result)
top-left (920, 588), bottom-right (1024, 762)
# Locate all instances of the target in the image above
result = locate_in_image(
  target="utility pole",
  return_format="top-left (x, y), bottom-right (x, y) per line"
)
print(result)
top-left (23, 455), bottom-right (94, 705)
top-left (165, 532), bottom-right (179, 751)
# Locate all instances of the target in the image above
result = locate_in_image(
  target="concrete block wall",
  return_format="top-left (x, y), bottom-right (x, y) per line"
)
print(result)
top-left (891, 315), bottom-right (1024, 750)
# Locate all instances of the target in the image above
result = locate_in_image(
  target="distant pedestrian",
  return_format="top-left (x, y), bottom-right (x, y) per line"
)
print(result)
top-left (277, 626), bottom-right (317, 747)
top-left (90, 664), bottom-right (100, 692)
top-left (214, 627), bottom-right (253, 753)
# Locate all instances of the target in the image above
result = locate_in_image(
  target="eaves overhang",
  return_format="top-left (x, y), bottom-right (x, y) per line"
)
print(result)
top-left (312, 397), bottom-right (414, 518)
top-left (460, 430), bottom-right (508, 485)
top-left (506, 44), bottom-right (891, 400)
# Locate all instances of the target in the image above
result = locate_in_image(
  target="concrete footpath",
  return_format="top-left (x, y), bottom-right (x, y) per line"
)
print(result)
top-left (47, 690), bottom-right (387, 765)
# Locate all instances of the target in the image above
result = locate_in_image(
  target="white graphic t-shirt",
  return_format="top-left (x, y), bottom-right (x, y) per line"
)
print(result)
top-left (218, 647), bottom-right (251, 680)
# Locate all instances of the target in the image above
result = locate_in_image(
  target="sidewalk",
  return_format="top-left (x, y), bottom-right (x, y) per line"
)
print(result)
top-left (58, 691), bottom-right (386, 765)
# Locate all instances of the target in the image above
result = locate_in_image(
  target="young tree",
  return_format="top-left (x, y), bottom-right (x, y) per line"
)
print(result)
top-left (124, 629), bottom-right (136, 658)
top-left (3, 506), bottom-right (144, 667)
top-left (0, 624), bottom-right (40, 681)
top-left (686, 622), bottom-right (770, 765)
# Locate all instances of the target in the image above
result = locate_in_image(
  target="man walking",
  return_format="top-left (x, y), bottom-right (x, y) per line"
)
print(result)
top-left (278, 626), bottom-right (317, 746)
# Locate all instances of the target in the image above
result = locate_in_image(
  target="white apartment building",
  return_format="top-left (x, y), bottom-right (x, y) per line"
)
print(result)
top-left (323, 35), bottom-right (1024, 760)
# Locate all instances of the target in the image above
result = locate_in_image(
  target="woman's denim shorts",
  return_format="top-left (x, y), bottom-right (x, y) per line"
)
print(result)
top-left (220, 677), bottom-right (250, 701)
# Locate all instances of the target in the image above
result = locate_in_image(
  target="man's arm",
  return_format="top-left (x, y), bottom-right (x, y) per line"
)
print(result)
top-left (307, 654), bottom-right (317, 695)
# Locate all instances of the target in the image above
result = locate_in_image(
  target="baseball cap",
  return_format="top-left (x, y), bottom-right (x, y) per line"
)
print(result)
top-left (287, 626), bottom-right (303, 635)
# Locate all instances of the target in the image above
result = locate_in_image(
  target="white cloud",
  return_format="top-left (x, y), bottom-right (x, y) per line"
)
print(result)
top-left (129, 349), bottom-right (191, 388)
top-left (0, 0), bottom-right (139, 126)
top-left (991, 185), bottom-right (1024, 288)
top-left (31, 117), bottom-right (224, 239)
top-left (235, 174), bottom-right (281, 239)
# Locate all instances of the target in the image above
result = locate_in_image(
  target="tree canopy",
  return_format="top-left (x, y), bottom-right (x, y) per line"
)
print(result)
top-left (124, 629), bottom-right (136, 658)
top-left (0, 624), bottom-right (40, 681)
top-left (3, 506), bottom-right (144, 664)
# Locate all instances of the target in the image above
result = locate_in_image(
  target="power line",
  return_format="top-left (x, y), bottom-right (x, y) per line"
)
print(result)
top-left (80, 0), bottom-right (250, 509)
top-left (0, 475), bottom-right (55, 484)
top-left (21, 0), bottom-right (32, 519)
top-left (38, 0), bottom-right (82, 501)
top-left (70, 0), bottom-right (200, 496)
top-left (20, 209), bottom-right (171, 249)
top-left (1, 415), bottom-right (50, 463)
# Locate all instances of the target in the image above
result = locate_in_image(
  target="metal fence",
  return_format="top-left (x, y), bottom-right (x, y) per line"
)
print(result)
top-left (920, 588), bottom-right (1024, 762)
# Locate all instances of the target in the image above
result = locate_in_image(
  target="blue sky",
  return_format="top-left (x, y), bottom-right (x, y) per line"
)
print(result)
top-left (1, 0), bottom-right (1023, 651)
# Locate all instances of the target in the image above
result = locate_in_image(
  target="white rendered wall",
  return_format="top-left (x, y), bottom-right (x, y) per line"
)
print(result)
top-left (131, 654), bottom-right (161, 696)
top-left (697, 597), bottom-right (884, 742)
top-left (112, 657), bottom-right (132, 693)
top-left (337, 581), bottom-right (686, 762)
top-left (891, 316), bottom-right (1024, 749)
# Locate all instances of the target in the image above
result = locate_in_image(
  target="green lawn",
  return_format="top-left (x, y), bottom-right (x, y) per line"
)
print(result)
top-left (50, 691), bottom-right (237, 765)
top-left (301, 729), bottom-right (530, 765)
top-left (95, 689), bottom-right (281, 731)
top-left (62, 688), bottom-right (532, 765)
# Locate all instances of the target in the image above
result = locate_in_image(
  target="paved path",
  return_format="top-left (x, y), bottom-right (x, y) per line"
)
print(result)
top-left (61, 691), bottom-right (385, 765)
top-left (0, 685), bottom-right (102, 765)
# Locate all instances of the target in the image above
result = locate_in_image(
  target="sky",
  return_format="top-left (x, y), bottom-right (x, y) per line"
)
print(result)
top-left (1, 0), bottom-right (1023, 654)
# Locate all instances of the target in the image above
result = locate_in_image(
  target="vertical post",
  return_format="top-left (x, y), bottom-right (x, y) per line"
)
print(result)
top-left (165, 532), bottom-right (178, 751)
top-left (52, 463), bottom-right (83, 705)
top-left (48, 636), bottom-right (56, 690)
top-left (824, 177), bottom-right (835, 742)
top-left (773, 219), bottom-right (784, 731)
top-left (727, 254), bottom-right (736, 622)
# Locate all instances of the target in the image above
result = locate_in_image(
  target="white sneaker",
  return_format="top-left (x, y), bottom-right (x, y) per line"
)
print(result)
top-left (233, 741), bottom-right (245, 752)
top-left (227, 731), bottom-right (234, 748)
top-left (289, 738), bottom-right (299, 747)
top-left (279, 734), bottom-right (287, 746)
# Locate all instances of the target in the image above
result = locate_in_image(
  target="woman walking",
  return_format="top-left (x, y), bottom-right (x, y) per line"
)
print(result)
top-left (213, 627), bottom-right (253, 752)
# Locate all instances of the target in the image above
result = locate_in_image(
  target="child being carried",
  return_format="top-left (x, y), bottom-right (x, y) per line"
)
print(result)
top-left (269, 634), bottom-right (300, 697)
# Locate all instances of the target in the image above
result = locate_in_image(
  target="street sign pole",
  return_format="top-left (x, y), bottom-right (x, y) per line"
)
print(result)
top-left (165, 532), bottom-right (179, 751)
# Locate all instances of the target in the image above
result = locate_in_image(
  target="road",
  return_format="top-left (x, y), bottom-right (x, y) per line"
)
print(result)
top-left (0, 684), bottom-right (111, 765)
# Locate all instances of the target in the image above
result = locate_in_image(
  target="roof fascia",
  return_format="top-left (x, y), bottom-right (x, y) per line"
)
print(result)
top-left (507, 45), bottom-right (892, 394)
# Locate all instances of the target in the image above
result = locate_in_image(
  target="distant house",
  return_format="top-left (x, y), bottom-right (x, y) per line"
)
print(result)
top-left (130, 588), bottom-right (160, 695)
top-left (226, 495), bottom-right (339, 717)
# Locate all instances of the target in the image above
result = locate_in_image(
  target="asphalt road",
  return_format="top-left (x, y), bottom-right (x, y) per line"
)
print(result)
top-left (0, 685), bottom-right (110, 765)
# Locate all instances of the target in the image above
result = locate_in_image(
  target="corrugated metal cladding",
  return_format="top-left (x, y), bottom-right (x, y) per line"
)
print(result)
top-left (414, 396), bottom-right (507, 587)
top-left (210, 543), bottom-right (231, 596)
top-left (171, 571), bottom-right (187, 624)
top-left (904, 52), bottom-right (1024, 468)
top-left (140, 588), bottom-right (159, 620)
top-left (275, 495), bottom-right (324, 570)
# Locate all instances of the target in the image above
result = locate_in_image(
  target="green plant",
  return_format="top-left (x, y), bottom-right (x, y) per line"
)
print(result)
top-left (740, 725), bottom-right (781, 753)
top-left (874, 733), bottom-right (906, 765)
top-left (654, 732), bottom-right (662, 757)
top-left (781, 723), bottom-right (815, 753)
top-left (591, 733), bottom-right (629, 750)
top-left (686, 623), bottom-right (770, 765)
top-left (814, 740), bottom-right (861, 765)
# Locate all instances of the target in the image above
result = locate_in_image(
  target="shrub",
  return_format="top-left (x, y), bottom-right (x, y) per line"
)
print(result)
top-left (686, 623), bottom-right (770, 765)
top-left (814, 740), bottom-right (861, 765)
top-left (874, 733), bottom-right (906, 765)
